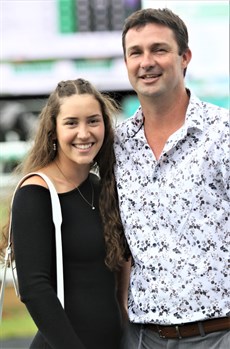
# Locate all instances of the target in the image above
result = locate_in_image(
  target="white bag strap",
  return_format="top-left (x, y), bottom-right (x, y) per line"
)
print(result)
top-left (0, 172), bottom-right (64, 322)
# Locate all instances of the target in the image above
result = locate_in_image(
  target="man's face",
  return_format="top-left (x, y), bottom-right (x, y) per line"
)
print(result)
top-left (124, 23), bottom-right (191, 100)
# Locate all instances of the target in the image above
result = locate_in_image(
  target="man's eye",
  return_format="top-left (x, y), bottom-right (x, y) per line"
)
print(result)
top-left (129, 51), bottom-right (141, 56)
top-left (155, 48), bottom-right (167, 53)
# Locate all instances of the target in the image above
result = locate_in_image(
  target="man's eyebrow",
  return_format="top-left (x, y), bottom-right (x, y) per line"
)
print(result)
top-left (126, 45), bottom-right (141, 53)
top-left (127, 42), bottom-right (169, 52)
top-left (129, 45), bottom-right (140, 49)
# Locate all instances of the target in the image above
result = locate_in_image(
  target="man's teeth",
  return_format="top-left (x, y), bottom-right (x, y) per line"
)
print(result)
top-left (143, 74), bottom-right (159, 78)
top-left (75, 144), bottom-right (92, 149)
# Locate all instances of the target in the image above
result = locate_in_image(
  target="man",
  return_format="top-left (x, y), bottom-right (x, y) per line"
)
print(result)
top-left (114, 8), bottom-right (230, 349)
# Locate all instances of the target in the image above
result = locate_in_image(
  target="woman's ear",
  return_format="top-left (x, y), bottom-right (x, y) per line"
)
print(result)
top-left (52, 139), bottom-right (57, 151)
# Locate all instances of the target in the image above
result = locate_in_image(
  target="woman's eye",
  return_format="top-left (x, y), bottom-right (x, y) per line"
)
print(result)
top-left (89, 118), bottom-right (100, 125)
top-left (65, 120), bottom-right (77, 126)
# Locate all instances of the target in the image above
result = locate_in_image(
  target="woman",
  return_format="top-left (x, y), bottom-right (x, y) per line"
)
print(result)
top-left (0, 78), bottom-right (127, 349)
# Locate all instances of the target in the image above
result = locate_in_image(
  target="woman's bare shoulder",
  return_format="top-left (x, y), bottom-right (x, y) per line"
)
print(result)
top-left (20, 171), bottom-right (49, 189)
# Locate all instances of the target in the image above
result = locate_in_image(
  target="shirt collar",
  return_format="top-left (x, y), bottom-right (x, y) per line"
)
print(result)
top-left (185, 91), bottom-right (204, 131)
top-left (127, 90), bottom-right (204, 139)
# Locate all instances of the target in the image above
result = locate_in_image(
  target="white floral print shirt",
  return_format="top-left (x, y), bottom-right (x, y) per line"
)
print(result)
top-left (114, 92), bottom-right (230, 324)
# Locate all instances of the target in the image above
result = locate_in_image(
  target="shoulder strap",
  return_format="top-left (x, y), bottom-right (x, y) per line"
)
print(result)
top-left (0, 172), bottom-right (64, 321)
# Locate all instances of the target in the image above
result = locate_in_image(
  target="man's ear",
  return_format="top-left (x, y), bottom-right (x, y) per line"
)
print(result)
top-left (182, 48), bottom-right (192, 69)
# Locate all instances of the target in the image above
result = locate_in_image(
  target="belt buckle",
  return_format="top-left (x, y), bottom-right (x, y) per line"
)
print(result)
top-left (175, 325), bottom-right (182, 339)
top-left (156, 325), bottom-right (166, 339)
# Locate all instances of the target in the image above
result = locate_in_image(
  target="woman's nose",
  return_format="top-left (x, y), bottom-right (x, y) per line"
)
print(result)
top-left (78, 124), bottom-right (89, 138)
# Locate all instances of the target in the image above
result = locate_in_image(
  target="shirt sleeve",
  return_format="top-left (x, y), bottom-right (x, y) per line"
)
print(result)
top-left (12, 185), bottom-right (86, 349)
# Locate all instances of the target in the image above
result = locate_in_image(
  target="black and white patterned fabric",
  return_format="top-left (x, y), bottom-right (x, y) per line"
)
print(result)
top-left (114, 91), bottom-right (230, 325)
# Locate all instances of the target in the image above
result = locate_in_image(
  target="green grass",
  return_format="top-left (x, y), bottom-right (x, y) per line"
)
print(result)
top-left (0, 311), bottom-right (37, 339)
top-left (0, 285), bottom-right (37, 339)
top-left (0, 199), bottom-right (9, 229)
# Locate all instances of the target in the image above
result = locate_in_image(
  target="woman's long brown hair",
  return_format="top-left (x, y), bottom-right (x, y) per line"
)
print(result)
top-left (0, 78), bottom-right (128, 270)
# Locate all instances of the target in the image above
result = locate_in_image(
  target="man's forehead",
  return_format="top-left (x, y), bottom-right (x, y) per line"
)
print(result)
top-left (125, 24), bottom-right (176, 46)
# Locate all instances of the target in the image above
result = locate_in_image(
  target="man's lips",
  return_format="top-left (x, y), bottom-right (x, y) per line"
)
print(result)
top-left (139, 73), bottom-right (162, 79)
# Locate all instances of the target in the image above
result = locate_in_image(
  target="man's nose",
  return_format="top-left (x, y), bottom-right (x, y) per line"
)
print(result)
top-left (140, 52), bottom-right (155, 69)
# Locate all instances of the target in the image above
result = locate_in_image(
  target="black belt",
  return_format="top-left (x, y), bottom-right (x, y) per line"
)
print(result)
top-left (142, 317), bottom-right (230, 339)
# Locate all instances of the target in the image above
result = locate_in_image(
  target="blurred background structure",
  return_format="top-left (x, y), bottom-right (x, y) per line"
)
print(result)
top-left (0, 0), bottom-right (229, 347)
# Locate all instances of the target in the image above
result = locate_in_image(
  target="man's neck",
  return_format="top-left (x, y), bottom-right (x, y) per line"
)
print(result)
top-left (140, 89), bottom-right (190, 127)
top-left (140, 89), bottom-right (190, 160)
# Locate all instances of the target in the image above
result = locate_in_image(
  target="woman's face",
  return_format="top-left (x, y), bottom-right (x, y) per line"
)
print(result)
top-left (55, 93), bottom-right (105, 168)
